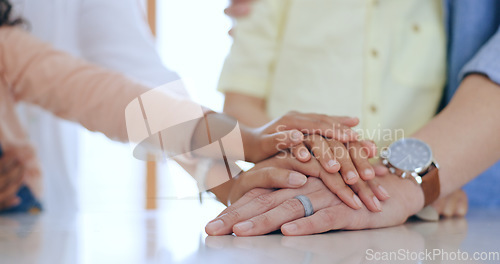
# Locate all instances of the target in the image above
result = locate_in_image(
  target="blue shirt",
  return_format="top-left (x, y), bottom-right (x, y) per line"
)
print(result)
top-left (444, 0), bottom-right (500, 207)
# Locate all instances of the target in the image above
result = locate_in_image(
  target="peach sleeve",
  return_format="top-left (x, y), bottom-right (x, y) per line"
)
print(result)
top-left (0, 27), bottom-right (149, 142)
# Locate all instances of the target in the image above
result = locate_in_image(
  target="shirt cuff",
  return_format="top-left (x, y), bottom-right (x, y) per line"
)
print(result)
top-left (459, 29), bottom-right (500, 86)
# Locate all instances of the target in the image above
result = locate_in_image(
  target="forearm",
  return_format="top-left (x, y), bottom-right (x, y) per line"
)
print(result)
top-left (412, 74), bottom-right (500, 198)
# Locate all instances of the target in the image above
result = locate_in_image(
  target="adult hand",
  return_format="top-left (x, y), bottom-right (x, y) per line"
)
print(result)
top-left (211, 138), bottom-right (380, 208)
top-left (0, 149), bottom-right (23, 210)
top-left (432, 189), bottom-right (468, 218)
top-left (373, 163), bottom-right (468, 218)
top-left (243, 111), bottom-right (359, 163)
top-left (206, 173), bottom-right (423, 236)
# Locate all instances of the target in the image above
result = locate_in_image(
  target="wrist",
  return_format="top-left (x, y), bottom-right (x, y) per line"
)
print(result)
top-left (401, 177), bottom-right (426, 216)
top-left (241, 126), bottom-right (259, 162)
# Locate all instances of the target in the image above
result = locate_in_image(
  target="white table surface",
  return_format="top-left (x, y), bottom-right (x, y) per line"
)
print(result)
top-left (1, 200), bottom-right (499, 264)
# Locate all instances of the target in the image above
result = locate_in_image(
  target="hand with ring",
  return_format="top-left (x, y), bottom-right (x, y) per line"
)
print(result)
top-left (206, 156), bottom-right (391, 236)
top-left (206, 172), bottom-right (423, 236)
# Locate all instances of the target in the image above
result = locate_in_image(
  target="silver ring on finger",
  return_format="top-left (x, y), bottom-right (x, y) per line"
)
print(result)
top-left (295, 195), bottom-right (314, 217)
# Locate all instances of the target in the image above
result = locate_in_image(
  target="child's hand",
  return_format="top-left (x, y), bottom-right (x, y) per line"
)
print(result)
top-left (243, 111), bottom-right (359, 163)
top-left (300, 134), bottom-right (389, 212)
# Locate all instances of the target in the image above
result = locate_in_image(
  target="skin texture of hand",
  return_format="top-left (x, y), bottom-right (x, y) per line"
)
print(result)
top-left (206, 173), bottom-right (423, 236)
top-left (432, 189), bottom-right (468, 218)
top-left (242, 111), bottom-right (360, 163)
top-left (0, 149), bottom-right (23, 209)
top-left (210, 140), bottom-right (384, 210)
top-left (373, 162), bottom-right (468, 218)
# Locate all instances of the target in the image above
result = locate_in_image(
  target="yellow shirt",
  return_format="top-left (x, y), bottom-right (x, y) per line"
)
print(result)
top-left (218, 0), bottom-right (446, 146)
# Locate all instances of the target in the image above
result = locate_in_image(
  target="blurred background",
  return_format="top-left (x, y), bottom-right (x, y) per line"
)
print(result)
top-left (78, 0), bottom-right (231, 212)
top-left (74, 1), bottom-right (232, 262)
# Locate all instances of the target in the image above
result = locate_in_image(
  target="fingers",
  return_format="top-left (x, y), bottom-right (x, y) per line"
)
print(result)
top-left (347, 141), bottom-right (375, 181)
top-left (281, 206), bottom-right (351, 236)
top-left (277, 112), bottom-right (359, 142)
top-left (228, 168), bottom-right (307, 204)
top-left (233, 190), bottom-right (336, 236)
top-left (303, 135), bottom-right (340, 174)
top-left (260, 130), bottom-right (304, 156)
top-left (366, 180), bottom-right (391, 201)
top-left (290, 143), bottom-right (311, 162)
top-left (206, 187), bottom-right (298, 236)
top-left (218, 188), bottom-right (271, 217)
top-left (359, 140), bottom-right (378, 158)
top-left (319, 170), bottom-right (362, 210)
top-left (328, 139), bottom-right (360, 184)
top-left (433, 190), bottom-right (468, 218)
top-left (374, 164), bottom-right (389, 176)
top-left (350, 180), bottom-right (382, 212)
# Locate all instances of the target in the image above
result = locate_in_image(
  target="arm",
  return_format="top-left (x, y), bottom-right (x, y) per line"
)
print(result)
top-left (413, 74), bottom-right (500, 198)
top-left (1, 27), bottom-right (148, 142)
top-left (207, 75), bottom-right (500, 236)
top-left (224, 92), bottom-right (270, 127)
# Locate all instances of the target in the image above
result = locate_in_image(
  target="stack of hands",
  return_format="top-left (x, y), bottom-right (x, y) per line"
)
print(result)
top-left (206, 112), bottom-right (467, 236)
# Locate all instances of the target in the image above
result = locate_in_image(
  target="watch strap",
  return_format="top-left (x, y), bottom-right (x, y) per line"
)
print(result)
top-left (421, 164), bottom-right (440, 207)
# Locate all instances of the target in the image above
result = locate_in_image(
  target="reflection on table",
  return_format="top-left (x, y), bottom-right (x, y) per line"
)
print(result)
top-left (0, 200), bottom-right (498, 264)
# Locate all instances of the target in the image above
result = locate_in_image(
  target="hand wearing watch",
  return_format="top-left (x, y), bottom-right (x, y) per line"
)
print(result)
top-left (380, 138), bottom-right (440, 208)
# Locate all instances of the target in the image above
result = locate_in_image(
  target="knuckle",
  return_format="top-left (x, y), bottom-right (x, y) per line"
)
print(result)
top-left (316, 210), bottom-right (336, 225)
top-left (253, 214), bottom-right (272, 227)
top-left (282, 199), bottom-right (305, 214)
top-left (255, 193), bottom-right (275, 207)
top-left (224, 210), bottom-right (242, 222)
top-left (246, 189), bottom-right (265, 199)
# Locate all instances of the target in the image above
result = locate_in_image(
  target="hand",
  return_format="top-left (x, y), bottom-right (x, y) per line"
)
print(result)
top-left (210, 150), bottom-right (385, 209)
top-left (0, 149), bottom-right (23, 210)
top-left (206, 173), bottom-right (424, 236)
top-left (299, 134), bottom-right (377, 184)
top-left (210, 157), bottom-right (309, 206)
top-left (432, 189), bottom-right (468, 218)
top-left (373, 163), bottom-right (468, 218)
top-left (243, 111), bottom-right (359, 163)
top-left (225, 0), bottom-right (254, 18)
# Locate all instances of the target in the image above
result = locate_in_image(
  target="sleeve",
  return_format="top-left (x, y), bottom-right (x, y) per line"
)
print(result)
top-left (459, 26), bottom-right (500, 86)
top-left (78, 0), bottom-right (179, 88)
top-left (1, 27), bottom-right (149, 142)
top-left (217, 0), bottom-right (289, 98)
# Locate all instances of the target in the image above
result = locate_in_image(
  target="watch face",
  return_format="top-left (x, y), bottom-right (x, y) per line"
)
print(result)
top-left (385, 138), bottom-right (432, 172)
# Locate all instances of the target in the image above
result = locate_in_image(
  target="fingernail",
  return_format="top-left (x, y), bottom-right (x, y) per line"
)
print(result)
top-left (353, 194), bottom-right (363, 209)
top-left (299, 149), bottom-right (309, 159)
top-left (234, 221), bottom-right (254, 232)
top-left (328, 160), bottom-right (339, 168)
top-left (364, 168), bottom-right (375, 178)
top-left (346, 171), bottom-right (357, 181)
top-left (373, 196), bottom-right (382, 211)
top-left (206, 220), bottom-right (224, 234)
top-left (289, 172), bottom-right (307, 186)
top-left (291, 131), bottom-right (303, 142)
top-left (282, 223), bottom-right (297, 233)
top-left (378, 185), bottom-right (390, 197)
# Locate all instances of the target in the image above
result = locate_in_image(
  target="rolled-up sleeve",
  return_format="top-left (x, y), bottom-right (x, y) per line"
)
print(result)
top-left (460, 26), bottom-right (500, 85)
